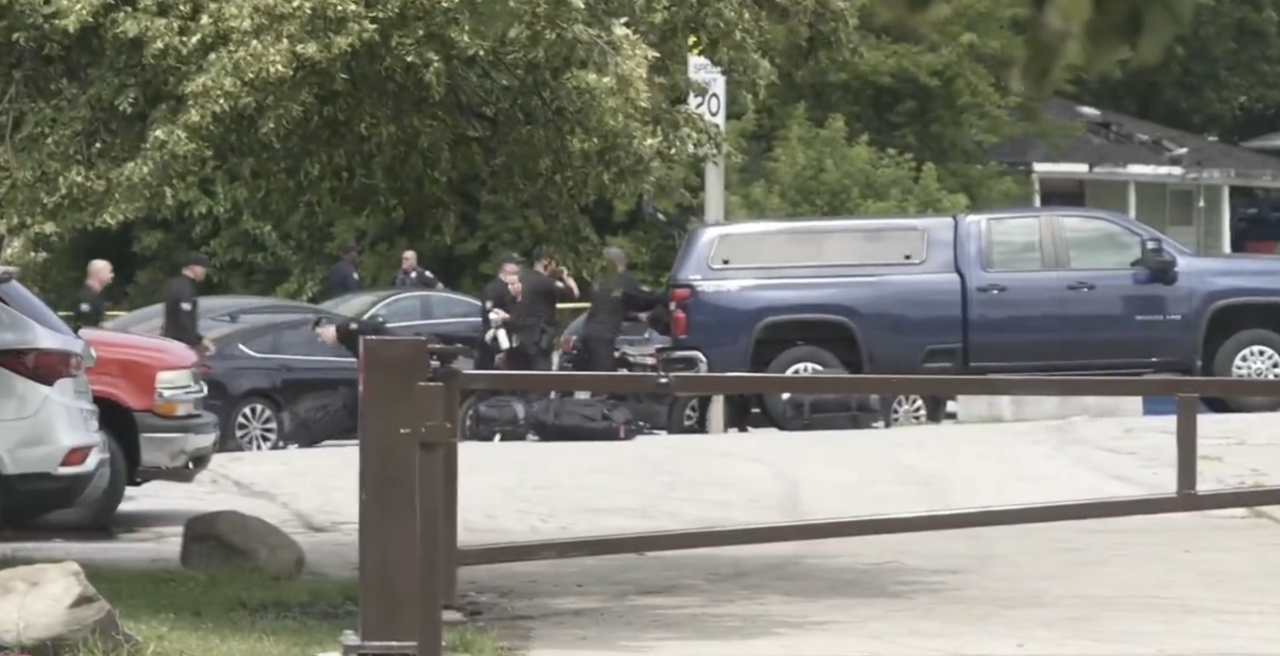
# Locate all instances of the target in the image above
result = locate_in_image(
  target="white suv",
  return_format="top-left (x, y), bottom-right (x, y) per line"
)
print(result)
top-left (0, 268), bottom-right (107, 525)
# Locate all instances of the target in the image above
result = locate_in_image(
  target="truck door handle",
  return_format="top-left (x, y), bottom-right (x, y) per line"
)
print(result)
top-left (975, 283), bottom-right (1007, 293)
top-left (1066, 281), bottom-right (1096, 291)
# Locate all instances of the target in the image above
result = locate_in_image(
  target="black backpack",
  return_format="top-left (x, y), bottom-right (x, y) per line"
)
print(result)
top-left (530, 398), bottom-right (639, 441)
top-left (463, 396), bottom-right (531, 442)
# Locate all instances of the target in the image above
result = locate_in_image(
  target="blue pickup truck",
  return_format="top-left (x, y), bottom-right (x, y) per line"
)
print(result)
top-left (661, 207), bottom-right (1280, 428)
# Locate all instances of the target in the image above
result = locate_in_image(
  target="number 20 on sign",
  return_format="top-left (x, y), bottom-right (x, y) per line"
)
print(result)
top-left (687, 55), bottom-right (726, 131)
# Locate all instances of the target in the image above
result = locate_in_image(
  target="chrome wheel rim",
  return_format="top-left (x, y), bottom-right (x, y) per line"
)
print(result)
top-left (780, 362), bottom-right (823, 401)
top-left (1230, 346), bottom-right (1280, 379)
top-left (891, 394), bottom-right (929, 425)
top-left (234, 403), bottom-right (280, 451)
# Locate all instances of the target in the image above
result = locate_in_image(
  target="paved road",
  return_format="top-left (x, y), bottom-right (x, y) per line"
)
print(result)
top-left (8, 414), bottom-right (1280, 655)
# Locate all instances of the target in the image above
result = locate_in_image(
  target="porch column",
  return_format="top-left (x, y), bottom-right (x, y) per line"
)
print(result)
top-left (1126, 179), bottom-right (1137, 217)
top-left (1031, 174), bottom-right (1041, 207)
top-left (1220, 183), bottom-right (1232, 253)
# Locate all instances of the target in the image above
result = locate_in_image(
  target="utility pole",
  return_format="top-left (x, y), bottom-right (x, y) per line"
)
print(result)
top-left (688, 47), bottom-right (727, 433)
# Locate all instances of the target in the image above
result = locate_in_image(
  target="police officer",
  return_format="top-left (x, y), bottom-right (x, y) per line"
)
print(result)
top-left (391, 250), bottom-right (442, 289)
top-left (321, 243), bottom-right (361, 301)
top-left (507, 247), bottom-right (578, 371)
top-left (581, 246), bottom-right (663, 371)
top-left (161, 253), bottom-right (214, 356)
top-left (72, 259), bottom-right (114, 331)
top-left (477, 253), bottom-right (522, 370)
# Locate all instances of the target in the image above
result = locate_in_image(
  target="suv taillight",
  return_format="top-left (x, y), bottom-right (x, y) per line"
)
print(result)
top-left (0, 349), bottom-right (83, 386)
top-left (669, 286), bottom-right (694, 338)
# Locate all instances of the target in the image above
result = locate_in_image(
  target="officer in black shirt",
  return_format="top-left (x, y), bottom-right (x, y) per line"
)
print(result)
top-left (161, 253), bottom-right (213, 355)
top-left (72, 259), bottom-right (114, 331)
top-left (321, 243), bottom-right (361, 301)
top-left (477, 253), bottom-right (522, 370)
top-left (391, 250), bottom-right (442, 289)
top-left (507, 247), bottom-right (578, 371)
top-left (582, 246), bottom-right (663, 371)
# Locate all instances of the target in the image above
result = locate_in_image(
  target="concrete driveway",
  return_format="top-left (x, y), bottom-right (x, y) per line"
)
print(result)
top-left (7, 413), bottom-right (1280, 655)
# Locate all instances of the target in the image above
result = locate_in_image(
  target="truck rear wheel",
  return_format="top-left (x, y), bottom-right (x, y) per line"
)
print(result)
top-left (762, 345), bottom-right (845, 429)
top-left (1208, 328), bottom-right (1280, 413)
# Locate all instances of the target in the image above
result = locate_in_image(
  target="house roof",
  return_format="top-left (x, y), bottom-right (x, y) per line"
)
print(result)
top-left (991, 98), bottom-right (1280, 175)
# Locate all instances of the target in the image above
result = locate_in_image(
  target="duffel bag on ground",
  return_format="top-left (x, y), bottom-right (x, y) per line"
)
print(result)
top-left (529, 398), bottom-right (640, 441)
top-left (463, 395), bottom-right (531, 442)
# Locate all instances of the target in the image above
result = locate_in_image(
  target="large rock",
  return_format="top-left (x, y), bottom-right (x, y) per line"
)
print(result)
top-left (180, 510), bottom-right (306, 579)
top-left (0, 561), bottom-right (137, 656)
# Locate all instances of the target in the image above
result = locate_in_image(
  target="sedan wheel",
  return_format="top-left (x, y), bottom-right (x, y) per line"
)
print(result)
top-left (233, 400), bottom-right (282, 451)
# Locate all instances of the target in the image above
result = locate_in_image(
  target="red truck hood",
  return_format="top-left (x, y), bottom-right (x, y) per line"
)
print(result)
top-left (79, 327), bottom-right (197, 369)
top-left (79, 328), bottom-right (198, 409)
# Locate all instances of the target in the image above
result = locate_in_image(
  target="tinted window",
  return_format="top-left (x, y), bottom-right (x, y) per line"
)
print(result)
top-left (370, 296), bottom-right (424, 324)
top-left (319, 292), bottom-right (393, 318)
top-left (1060, 216), bottom-right (1140, 269)
top-left (424, 294), bottom-right (480, 320)
top-left (102, 302), bottom-right (164, 330)
top-left (0, 278), bottom-right (77, 337)
top-left (709, 227), bottom-right (926, 268)
top-left (986, 218), bottom-right (1044, 271)
top-left (250, 326), bottom-right (352, 358)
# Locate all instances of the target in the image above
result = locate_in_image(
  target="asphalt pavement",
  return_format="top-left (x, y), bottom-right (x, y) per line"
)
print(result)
top-left (7, 414), bottom-right (1280, 655)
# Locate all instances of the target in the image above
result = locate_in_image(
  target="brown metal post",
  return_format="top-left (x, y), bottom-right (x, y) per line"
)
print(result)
top-left (414, 382), bottom-right (450, 656)
top-left (1175, 394), bottom-right (1199, 495)
top-left (357, 337), bottom-right (431, 645)
top-left (441, 380), bottom-right (460, 602)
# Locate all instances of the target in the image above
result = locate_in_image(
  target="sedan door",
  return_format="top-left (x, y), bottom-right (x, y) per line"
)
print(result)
top-left (247, 324), bottom-right (358, 442)
top-left (965, 215), bottom-right (1073, 371)
top-left (370, 292), bottom-right (484, 348)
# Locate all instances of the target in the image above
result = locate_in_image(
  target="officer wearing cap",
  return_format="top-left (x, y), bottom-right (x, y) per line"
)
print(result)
top-left (161, 253), bottom-right (214, 355)
top-left (321, 243), bottom-right (361, 301)
top-left (581, 246), bottom-right (663, 371)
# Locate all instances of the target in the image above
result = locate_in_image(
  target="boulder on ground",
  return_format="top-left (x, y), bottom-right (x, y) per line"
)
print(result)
top-left (0, 561), bottom-right (137, 656)
top-left (180, 510), bottom-right (306, 579)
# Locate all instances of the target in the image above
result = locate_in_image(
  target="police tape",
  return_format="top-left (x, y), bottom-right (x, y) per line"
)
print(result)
top-left (57, 302), bottom-right (594, 320)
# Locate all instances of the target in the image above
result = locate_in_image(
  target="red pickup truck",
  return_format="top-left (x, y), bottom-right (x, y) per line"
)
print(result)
top-left (61, 328), bottom-right (219, 527)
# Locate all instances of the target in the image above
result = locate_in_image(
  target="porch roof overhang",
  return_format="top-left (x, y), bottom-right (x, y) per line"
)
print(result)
top-left (1022, 161), bottom-right (1280, 189)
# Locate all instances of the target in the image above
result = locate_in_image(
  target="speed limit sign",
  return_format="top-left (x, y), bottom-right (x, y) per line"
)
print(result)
top-left (688, 55), bottom-right (726, 130)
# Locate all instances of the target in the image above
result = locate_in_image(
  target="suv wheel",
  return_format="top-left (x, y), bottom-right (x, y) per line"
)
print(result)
top-left (1209, 328), bottom-right (1280, 413)
top-left (762, 345), bottom-right (845, 428)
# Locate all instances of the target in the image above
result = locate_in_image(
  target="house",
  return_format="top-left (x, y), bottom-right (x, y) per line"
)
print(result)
top-left (990, 98), bottom-right (1280, 254)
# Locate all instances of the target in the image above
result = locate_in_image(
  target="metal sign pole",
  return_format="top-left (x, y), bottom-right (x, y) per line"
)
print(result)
top-left (689, 51), bottom-right (728, 434)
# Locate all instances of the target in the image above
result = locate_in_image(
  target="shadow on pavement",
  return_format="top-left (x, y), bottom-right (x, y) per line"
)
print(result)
top-left (463, 548), bottom-right (955, 652)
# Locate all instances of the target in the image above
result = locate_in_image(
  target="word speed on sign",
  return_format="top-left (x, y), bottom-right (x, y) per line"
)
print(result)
top-left (687, 55), bottom-right (726, 130)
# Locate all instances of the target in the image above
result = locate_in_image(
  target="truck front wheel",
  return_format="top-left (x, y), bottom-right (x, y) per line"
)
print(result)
top-left (1208, 328), bottom-right (1280, 413)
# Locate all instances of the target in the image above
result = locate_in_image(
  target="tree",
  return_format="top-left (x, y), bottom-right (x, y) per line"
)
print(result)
top-left (0, 0), bottom-right (829, 304)
top-left (1072, 0), bottom-right (1280, 142)
top-left (885, 0), bottom-right (1199, 94)
top-left (729, 108), bottom-right (970, 219)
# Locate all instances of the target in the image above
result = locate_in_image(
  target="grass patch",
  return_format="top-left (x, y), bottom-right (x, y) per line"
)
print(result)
top-left (4, 561), bottom-right (503, 656)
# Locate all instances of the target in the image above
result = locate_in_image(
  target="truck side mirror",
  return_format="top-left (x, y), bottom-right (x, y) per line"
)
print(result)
top-left (1137, 237), bottom-right (1178, 283)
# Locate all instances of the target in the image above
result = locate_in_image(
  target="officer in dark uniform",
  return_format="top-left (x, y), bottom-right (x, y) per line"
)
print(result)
top-left (507, 247), bottom-right (578, 371)
top-left (72, 259), bottom-right (114, 331)
top-left (321, 243), bottom-right (361, 301)
top-left (161, 253), bottom-right (212, 355)
top-left (477, 253), bottom-right (522, 370)
top-left (581, 246), bottom-right (664, 371)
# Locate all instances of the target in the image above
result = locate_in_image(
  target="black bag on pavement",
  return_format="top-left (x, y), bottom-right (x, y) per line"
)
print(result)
top-left (784, 369), bottom-right (880, 431)
top-left (530, 398), bottom-right (639, 441)
top-left (464, 395), bottom-right (531, 442)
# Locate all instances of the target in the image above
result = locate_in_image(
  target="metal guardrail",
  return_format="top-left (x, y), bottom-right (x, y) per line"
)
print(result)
top-left (343, 336), bottom-right (1280, 656)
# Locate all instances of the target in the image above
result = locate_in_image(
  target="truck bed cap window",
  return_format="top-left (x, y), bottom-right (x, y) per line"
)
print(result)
top-left (708, 227), bottom-right (926, 269)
